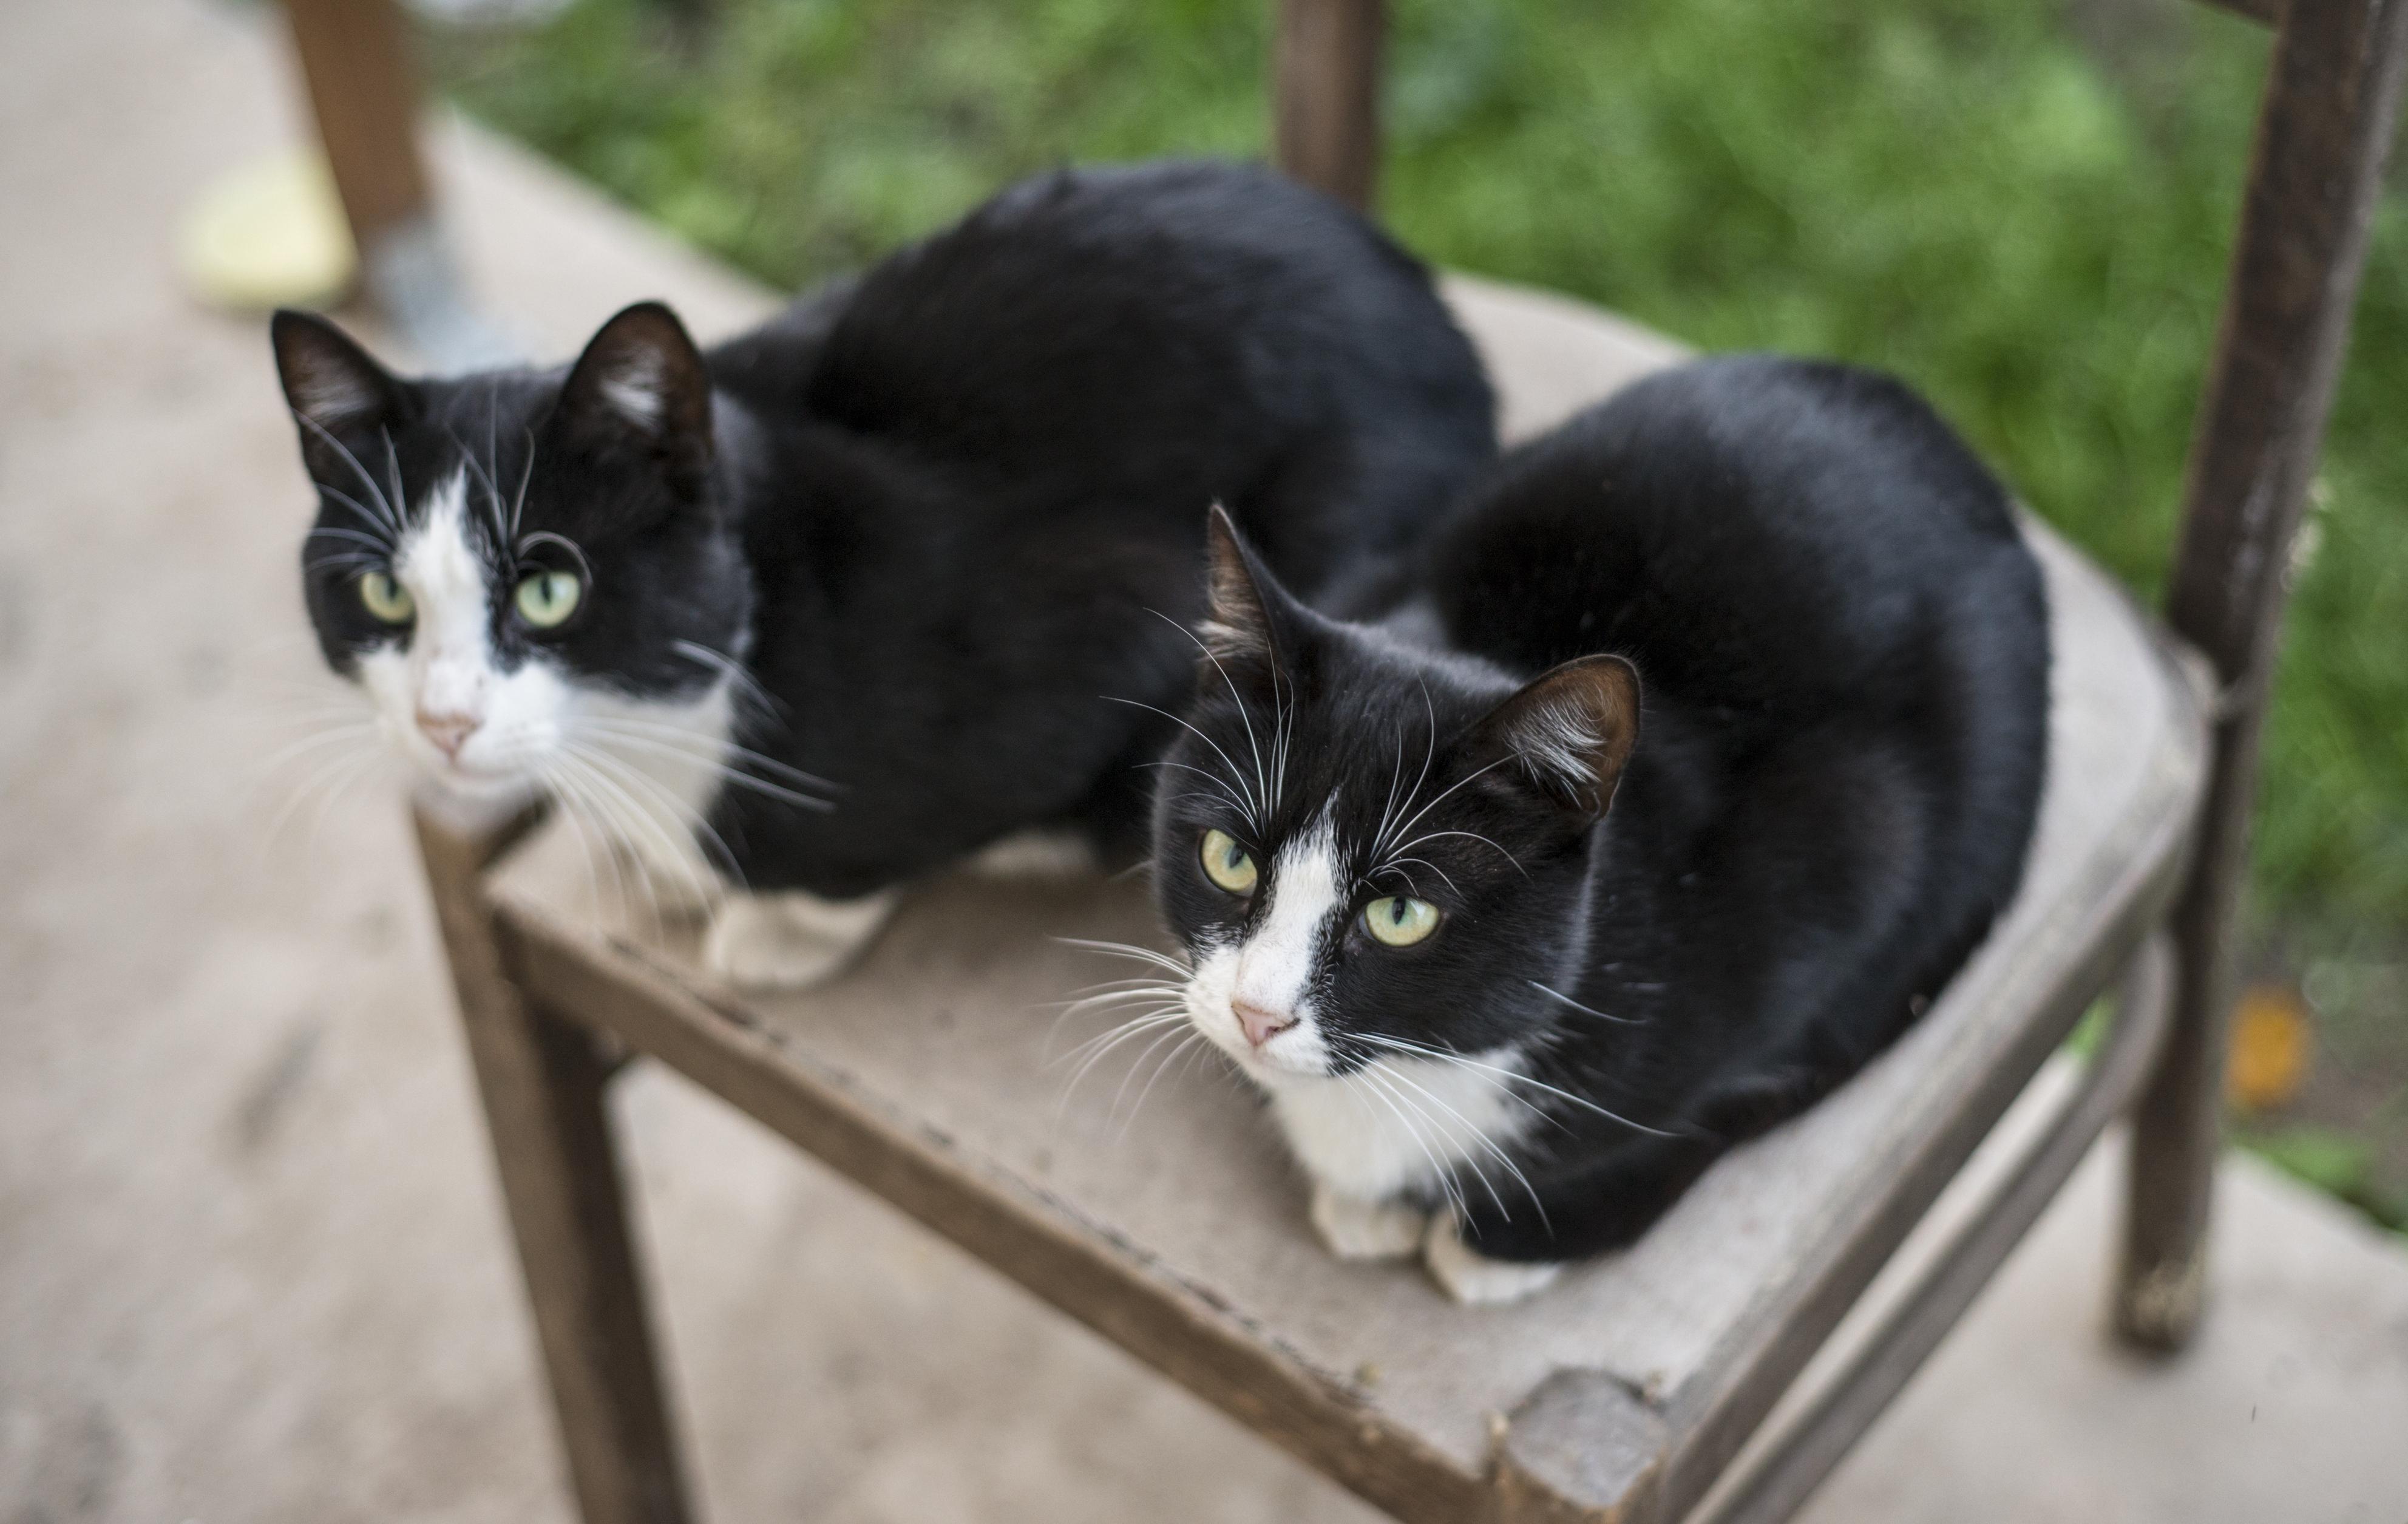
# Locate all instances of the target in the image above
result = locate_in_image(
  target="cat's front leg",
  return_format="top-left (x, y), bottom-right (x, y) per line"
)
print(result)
top-left (1423, 1214), bottom-right (1562, 1305)
top-left (703, 888), bottom-right (901, 990)
top-left (1310, 1185), bottom-right (1428, 1261)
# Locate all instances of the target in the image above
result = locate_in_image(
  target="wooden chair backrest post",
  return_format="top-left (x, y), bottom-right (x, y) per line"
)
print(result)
top-left (1272, 0), bottom-right (2408, 1350)
top-left (280, 0), bottom-right (433, 276)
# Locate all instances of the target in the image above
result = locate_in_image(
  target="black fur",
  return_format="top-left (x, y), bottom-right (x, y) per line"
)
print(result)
top-left (276, 160), bottom-right (1496, 892)
top-left (1155, 355), bottom-right (2050, 1265)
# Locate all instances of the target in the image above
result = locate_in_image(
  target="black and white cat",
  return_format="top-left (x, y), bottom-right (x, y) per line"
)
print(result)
top-left (1151, 357), bottom-right (2050, 1302)
top-left (275, 160), bottom-right (1496, 986)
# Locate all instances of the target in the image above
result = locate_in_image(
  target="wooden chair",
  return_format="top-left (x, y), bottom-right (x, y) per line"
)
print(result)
top-left (317, 0), bottom-right (2406, 1517)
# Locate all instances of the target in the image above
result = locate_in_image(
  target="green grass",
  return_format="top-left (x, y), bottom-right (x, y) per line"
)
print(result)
top-left (427, 0), bottom-right (2408, 934)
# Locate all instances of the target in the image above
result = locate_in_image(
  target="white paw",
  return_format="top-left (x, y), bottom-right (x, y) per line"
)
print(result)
top-left (1422, 1216), bottom-right (1562, 1305)
top-left (960, 827), bottom-right (1101, 882)
top-left (702, 888), bottom-right (900, 991)
top-left (1311, 1186), bottom-right (1429, 1261)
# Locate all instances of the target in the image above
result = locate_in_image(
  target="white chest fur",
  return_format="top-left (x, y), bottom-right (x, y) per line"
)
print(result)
top-left (1267, 1047), bottom-right (1538, 1204)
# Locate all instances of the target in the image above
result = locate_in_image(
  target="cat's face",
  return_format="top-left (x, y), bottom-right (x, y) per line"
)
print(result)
top-left (274, 304), bottom-right (750, 823)
top-left (1153, 512), bottom-right (1640, 1092)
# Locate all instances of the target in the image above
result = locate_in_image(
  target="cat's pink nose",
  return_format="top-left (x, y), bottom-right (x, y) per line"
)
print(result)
top-left (416, 709), bottom-right (480, 758)
top-left (1232, 999), bottom-right (1297, 1048)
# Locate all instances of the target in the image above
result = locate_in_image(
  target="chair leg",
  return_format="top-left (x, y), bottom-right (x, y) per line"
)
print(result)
top-left (2114, 861), bottom-right (2234, 1349)
top-left (416, 811), bottom-right (698, 1524)
top-left (2118, 0), bottom-right (2408, 1353)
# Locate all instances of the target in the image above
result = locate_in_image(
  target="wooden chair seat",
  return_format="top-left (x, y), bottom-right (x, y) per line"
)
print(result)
top-left (469, 279), bottom-right (2210, 1523)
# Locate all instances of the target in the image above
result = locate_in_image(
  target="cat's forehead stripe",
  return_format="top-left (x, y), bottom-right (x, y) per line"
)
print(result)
top-left (1232, 809), bottom-right (1343, 1016)
top-left (395, 472), bottom-right (494, 668)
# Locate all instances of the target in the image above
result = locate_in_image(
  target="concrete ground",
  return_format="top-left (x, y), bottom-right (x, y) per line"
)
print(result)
top-left (4, 1), bottom-right (2405, 1519)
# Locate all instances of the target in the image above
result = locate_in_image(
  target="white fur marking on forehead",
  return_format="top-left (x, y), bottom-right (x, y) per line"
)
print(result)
top-left (1234, 809), bottom-right (1343, 1018)
top-left (395, 471), bottom-right (492, 673)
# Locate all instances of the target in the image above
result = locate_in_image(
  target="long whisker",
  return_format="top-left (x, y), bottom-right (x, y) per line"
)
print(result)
top-left (578, 722), bottom-right (831, 813)
top-left (304, 525), bottom-right (393, 554)
top-left (1137, 759), bottom-right (1255, 820)
top-left (1386, 829), bottom-right (1526, 878)
top-left (379, 427), bottom-right (409, 534)
top-left (1371, 679), bottom-right (1443, 865)
top-left (1054, 937), bottom-right (1193, 978)
top-left (578, 712), bottom-right (835, 794)
top-left (1116, 1030), bottom-right (1206, 1139)
top-left (295, 413), bottom-right (402, 534)
top-left (1107, 1022), bottom-right (1196, 1131)
top-left (1375, 1058), bottom-right (1547, 1229)
top-left (567, 741), bottom-right (740, 893)
top-left (1354, 1032), bottom-right (1680, 1137)
top-left (1055, 1011), bottom-right (1192, 1112)
top-left (443, 420), bottom-right (509, 548)
top-left (672, 639), bottom-right (780, 723)
top-left (1380, 755), bottom-right (1517, 865)
top-left (1101, 695), bottom-right (1260, 831)
top-left (548, 753), bottom-right (670, 937)
top-left (1147, 608), bottom-right (1274, 822)
top-left (1528, 982), bottom-right (1646, 1026)
top-left (510, 424), bottom-right (537, 542)
top-left (1354, 1066), bottom-right (1468, 1225)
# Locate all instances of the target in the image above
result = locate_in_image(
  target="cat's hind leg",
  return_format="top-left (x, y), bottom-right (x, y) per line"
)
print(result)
top-left (703, 888), bottom-right (901, 991)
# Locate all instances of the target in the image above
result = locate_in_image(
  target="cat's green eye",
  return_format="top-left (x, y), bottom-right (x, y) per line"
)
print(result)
top-left (515, 569), bottom-right (583, 629)
top-left (358, 569), bottom-right (414, 625)
top-left (1199, 828), bottom-right (1258, 894)
top-left (1363, 896), bottom-right (1440, 948)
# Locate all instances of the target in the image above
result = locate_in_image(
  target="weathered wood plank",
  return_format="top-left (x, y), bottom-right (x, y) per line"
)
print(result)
top-left (493, 890), bottom-right (1493, 1524)
top-left (1703, 939), bottom-right (2174, 1523)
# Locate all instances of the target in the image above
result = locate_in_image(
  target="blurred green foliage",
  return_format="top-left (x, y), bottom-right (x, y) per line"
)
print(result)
top-left (429, 0), bottom-right (2408, 933)
top-left (2240, 1123), bottom-right (2408, 1230)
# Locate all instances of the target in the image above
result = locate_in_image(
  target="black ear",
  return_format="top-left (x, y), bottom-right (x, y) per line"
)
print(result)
top-left (555, 301), bottom-right (713, 472)
top-left (1471, 655), bottom-right (1643, 822)
top-left (1200, 504), bottom-right (1299, 668)
top-left (271, 308), bottom-right (410, 441)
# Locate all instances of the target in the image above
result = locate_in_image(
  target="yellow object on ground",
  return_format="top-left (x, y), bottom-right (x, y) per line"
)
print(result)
top-left (2227, 984), bottom-right (2313, 1112)
top-left (176, 148), bottom-right (356, 313)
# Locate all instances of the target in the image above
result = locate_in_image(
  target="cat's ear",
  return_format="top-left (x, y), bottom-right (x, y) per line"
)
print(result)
top-left (1201, 504), bottom-right (1299, 668)
top-left (555, 301), bottom-right (713, 472)
top-left (1472, 655), bottom-right (1642, 822)
top-left (271, 309), bottom-right (411, 442)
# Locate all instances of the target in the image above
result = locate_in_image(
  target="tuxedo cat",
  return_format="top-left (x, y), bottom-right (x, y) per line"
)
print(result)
top-left (1151, 356), bottom-right (2049, 1302)
top-left (275, 160), bottom-right (1495, 986)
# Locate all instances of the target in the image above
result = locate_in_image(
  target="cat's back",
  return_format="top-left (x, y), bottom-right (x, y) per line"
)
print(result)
top-left (1433, 355), bottom-right (2045, 725)
top-left (795, 160), bottom-right (1491, 472)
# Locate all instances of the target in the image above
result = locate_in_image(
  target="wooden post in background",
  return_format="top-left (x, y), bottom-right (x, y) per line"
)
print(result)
top-left (2118, 0), bottom-right (2408, 1350)
top-left (1274, 0), bottom-right (1385, 211)
top-left (278, 0), bottom-right (509, 367)
top-left (281, 0), bottom-right (433, 271)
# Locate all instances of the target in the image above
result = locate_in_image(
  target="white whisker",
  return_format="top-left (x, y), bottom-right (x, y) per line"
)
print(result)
top-left (1528, 981), bottom-right (1646, 1026)
top-left (1355, 1032), bottom-right (1678, 1137)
